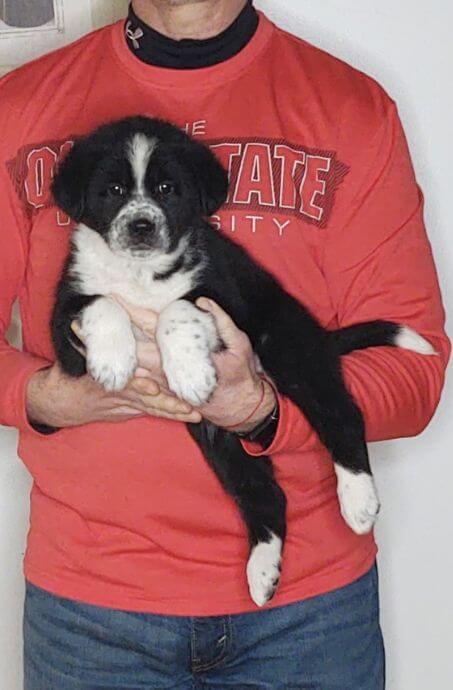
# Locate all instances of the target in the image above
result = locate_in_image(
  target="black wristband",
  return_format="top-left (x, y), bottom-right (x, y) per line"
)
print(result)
top-left (236, 400), bottom-right (280, 448)
top-left (29, 421), bottom-right (60, 435)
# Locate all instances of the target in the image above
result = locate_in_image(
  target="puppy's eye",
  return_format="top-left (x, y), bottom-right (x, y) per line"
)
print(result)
top-left (107, 184), bottom-right (127, 197)
top-left (156, 181), bottom-right (175, 197)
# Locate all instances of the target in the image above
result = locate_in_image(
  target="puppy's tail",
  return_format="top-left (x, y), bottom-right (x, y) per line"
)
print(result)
top-left (330, 320), bottom-right (437, 357)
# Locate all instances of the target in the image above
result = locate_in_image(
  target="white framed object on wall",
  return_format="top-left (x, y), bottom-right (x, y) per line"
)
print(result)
top-left (0, 0), bottom-right (127, 75)
top-left (0, 0), bottom-right (63, 36)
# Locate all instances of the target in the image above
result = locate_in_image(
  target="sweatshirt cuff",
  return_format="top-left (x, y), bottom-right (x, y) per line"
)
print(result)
top-left (0, 352), bottom-right (53, 436)
top-left (240, 392), bottom-right (313, 457)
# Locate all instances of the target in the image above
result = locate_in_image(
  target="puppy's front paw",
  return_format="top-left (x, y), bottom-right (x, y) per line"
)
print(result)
top-left (79, 297), bottom-right (137, 391)
top-left (157, 299), bottom-right (220, 406)
top-left (246, 533), bottom-right (282, 607)
top-left (164, 352), bottom-right (217, 406)
top-left (87, 335), bottom-right (137, 392)
top-left (335, 466), bottom-right (380, 535)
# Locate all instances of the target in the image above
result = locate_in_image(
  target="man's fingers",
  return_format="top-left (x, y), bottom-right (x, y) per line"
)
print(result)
top-left (145, 408), bottom-right (202, 423)
top-left (120, 389), bottom-right (201, 422)
top-left (134, 366), bottom-right (155, 379)
top-left (146, 392), bottom-right (193, 415)
top-left (117, 393), bottom-right (201, 422)
top-left (128, 378), bottom-right (194, 415)
top-left (105, 406), bottom-right (199, 423)
top-left (70, 320), bottom-right (87, 356)
top-left (107, 406), bottom-right (144, 418)
top-left (71, 319), bottom-right (83, 340)
top-left (109, 293), bottom-right (158, 338)
top-left (126, 377), bottom-right (161, 397)
top-left (136, 340), bottom-right (163, 371)
top-left (134, 365), bottom-right (168, 391)
top-left (196, 297), bottom-right (244, 350)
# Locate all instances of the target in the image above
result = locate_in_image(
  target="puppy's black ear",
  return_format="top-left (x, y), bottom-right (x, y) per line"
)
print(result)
top-left (51, 138), bottom-right (97, 222)
top-left (181, 141), bottom-right (229, 217)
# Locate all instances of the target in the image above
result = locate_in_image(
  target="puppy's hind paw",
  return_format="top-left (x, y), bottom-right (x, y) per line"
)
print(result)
top-left (335, 467), bottom-right (380, 535)
top-left (246, 533), bottom-right (282, 607)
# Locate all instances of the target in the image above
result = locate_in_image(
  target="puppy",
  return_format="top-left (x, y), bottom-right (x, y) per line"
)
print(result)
top-left (51, 117), bottom-right (435, 607)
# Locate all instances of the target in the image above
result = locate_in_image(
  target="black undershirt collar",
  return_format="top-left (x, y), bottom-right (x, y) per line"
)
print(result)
top-left (125, 1), bottom-right (258, 70)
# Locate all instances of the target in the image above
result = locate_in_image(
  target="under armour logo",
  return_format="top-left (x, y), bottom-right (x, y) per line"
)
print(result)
top-left (125, 21), bottom-right (144, 50)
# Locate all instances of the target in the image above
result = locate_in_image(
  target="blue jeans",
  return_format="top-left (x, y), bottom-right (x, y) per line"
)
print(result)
top-left (23, 565), bottom-right (385, 689)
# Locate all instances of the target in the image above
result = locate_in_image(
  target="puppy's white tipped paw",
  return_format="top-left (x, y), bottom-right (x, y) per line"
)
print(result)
top-left (395, 326), bottom-right (437, 355)
top-left (80, 296), bottom-right (137, 391)
top-left (164, 355), bottom-right (217, 406)
top-left (247, 533), bottom-right (282, 607)
top-left (87, 337), bottom-right (137, 391)
top-left (335, 467), bottom-right (380, 535)
top-left (156, 299), bottom-right (220, 406)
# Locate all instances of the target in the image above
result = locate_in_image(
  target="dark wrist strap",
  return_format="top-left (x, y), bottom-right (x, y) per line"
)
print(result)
top-left (237, 400), bottom-right (280, 448)
top-left (29, 421), bottom-right (60, 435)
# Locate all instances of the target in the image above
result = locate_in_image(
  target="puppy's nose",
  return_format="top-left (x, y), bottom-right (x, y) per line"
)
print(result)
top-left (129, 218), bottom-right (154, 234)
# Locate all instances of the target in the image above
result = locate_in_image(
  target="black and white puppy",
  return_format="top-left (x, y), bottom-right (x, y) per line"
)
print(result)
top-left (51, 117), bottom-right (435, 607)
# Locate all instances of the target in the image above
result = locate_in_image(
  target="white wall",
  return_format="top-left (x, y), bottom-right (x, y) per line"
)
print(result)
top-left (0, 4), bottom-right (130, 687)
top-left (255, 1), bottom-right (453, 687)
top-left (0, 1), bottom-right (451, 687)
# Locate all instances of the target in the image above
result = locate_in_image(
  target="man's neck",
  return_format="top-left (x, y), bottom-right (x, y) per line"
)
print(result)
top-left (131, 0), bottom-right (248, 41)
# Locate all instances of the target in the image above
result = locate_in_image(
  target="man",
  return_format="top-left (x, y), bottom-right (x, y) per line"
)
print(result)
top-left (0, 1), bottom-right (448, 688)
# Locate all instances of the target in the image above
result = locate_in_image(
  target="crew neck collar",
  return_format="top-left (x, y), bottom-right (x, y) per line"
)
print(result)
top-left (125, 1), bottom-right (259, 70)
top-left (111, 11), bottom-right (274, 91)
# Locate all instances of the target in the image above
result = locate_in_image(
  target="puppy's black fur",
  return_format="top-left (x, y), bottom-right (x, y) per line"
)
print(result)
top-left (50, 117), bottom-right (429, 605)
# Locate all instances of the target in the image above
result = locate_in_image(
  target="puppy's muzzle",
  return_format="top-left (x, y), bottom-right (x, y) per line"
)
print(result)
top-left (129, 217), bottom-right (155, 236)
top-left (127, 216), bottom-right (160, 249)
top-left (110, 200), bottom-right (168, 254)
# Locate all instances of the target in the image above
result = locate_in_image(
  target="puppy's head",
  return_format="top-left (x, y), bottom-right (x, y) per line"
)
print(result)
top-left (52, 116), bottom-right (228, 257)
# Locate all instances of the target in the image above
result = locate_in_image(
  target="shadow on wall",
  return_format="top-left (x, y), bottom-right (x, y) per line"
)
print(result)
top-left (0, 0), bottom-right (55, 28)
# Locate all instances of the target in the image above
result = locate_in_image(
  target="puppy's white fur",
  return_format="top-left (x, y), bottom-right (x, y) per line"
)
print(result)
top-left (246, 532), bottom-right (282, 607)
top-left (334, 465), bottom-right (380, 535)
top-left (395, 325), bottom-right (437, 355)
top-left (128, 134), bottom-right (156, 196)
top-left (80, 297), bottom-right (137, 391)
top-left (71, 225), bottom-right (213, 392)
top-left (157, 300), bottom-right (219, 406)
top-left (109, 134), bottom-right (168, 254)
top-left (71, 225), bottom-right (200, 313)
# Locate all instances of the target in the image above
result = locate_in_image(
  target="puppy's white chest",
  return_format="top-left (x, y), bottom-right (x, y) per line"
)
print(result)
top-left (70, 225), bottom-right (198, 313)
top-left (99, 267), bottom-right (192, 313)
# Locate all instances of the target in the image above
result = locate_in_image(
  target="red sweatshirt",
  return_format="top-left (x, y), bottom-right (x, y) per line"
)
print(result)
top-left (0, 12), bottom-right (449, 615)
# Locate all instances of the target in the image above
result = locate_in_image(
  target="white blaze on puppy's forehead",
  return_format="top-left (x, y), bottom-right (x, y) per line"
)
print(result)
top-left (127, 134), bottom-right (157, 194)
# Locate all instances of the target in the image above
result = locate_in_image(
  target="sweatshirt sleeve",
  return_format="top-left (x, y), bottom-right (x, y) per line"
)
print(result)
top-left (0, 159), bottom-right (53, 433)
top-left (242, 101), bottom-right (450, 457)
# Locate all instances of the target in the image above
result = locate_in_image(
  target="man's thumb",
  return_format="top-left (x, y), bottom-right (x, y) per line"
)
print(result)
top-left (110, 293), bottom-right (158, 338)
top-left (196, 297), bottom-right (239, 349)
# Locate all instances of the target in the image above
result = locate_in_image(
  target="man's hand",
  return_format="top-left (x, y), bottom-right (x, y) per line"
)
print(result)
top-left (28, 295), bottom-right (276, 431)
top-left (113, 295), bottom-right (277, 433)
top-left (193, 298), bottom-right (277, 432)
top-left (26, 361), bottom-right (202, 430)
